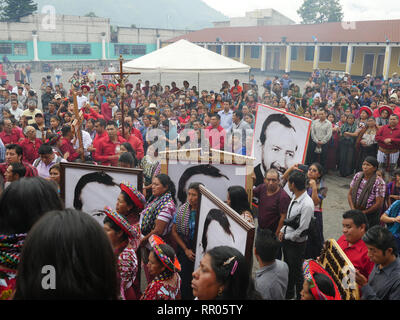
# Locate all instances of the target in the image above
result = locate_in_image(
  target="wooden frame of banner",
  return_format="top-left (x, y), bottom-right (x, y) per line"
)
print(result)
top-left (59, 161), bottom-right (144, 293)
top-left (195, 184), bottom-right (255, 271)
top-left (60, 162), bottom-right (144, 202)
top-left (159, 148), bottom-right (254, 204)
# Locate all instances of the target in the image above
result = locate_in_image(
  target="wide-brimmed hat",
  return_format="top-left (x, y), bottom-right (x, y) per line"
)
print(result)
top-left (359, 106), bottom-right (373, 117)
top-left (303, 259), bottom-right (341, 300)
top-left (81, 84), bottom-right (90, 91)
top-left (149, 234), bottom-right (181, 272)
top-left (104, 206), bottom-right (137, 239)
top-left (379, 105), bottom-right (393, 116)
top-left (120, 182), bottom-right (146, 210)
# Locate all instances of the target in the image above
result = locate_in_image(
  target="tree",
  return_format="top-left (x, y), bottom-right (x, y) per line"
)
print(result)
top-left (1, 0), bottom-right (37, 22)
top-left (297, 0), bottom-right (344, 24)
top-left (84, 12), bottom-right (97, 18)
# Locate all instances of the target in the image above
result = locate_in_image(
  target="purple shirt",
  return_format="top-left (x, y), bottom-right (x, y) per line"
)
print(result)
top-left (350, 172), bottom-right (386, 209)
top-left (253, 184), bottom-right (291, 232)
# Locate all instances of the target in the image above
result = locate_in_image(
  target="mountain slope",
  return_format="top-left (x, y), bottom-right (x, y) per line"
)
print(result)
top-left (34, 0), bottom-right (228, 30)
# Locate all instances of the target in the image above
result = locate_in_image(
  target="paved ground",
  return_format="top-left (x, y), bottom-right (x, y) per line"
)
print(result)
top-left (24, 67), bottom-right (353, 287)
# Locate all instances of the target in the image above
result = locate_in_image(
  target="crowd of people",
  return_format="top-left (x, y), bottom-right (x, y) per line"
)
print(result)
top-left (0, 64), bottom-right (400, 301)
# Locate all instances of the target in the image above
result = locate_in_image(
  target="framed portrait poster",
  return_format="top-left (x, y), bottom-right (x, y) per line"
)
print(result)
top-left (160, 149), bottom-right (254, 207)
top-left (251, 103), bottom-right (312, 190)
top-left (60, 162), bottom-right (143, 225)
top-left (194, 184), bottom-right (255, 270)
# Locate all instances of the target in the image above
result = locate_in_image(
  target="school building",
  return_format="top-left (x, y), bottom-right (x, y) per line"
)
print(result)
top-left (166, 19), bottom-right (400, 80)
top-left (0, 14), bottom-right (191, 63)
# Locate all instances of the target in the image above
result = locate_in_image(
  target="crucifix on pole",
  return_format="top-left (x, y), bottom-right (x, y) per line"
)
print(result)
top-left (101, 55), bottom-right (140, 138)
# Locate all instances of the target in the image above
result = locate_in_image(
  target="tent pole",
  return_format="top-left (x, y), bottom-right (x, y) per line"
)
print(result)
top-left (197, 72), bottom-right (200, 93)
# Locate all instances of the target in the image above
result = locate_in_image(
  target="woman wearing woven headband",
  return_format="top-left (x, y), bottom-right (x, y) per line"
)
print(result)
top-left (0, 177), bottom-right (63, 300)
top-left (301, 259), bottom-right (341, 300)
top-left (191, 246), bottom-right (261, 300)
top-left (139, 174), bottom-right (177, 281)
top-left (140, 235), bottom-right (181, 300)
top-left (171, 182), bottom-right (202, 300)
top-left (103, 207), bottom-right (140, 300)
top-left (117, 182), bottom-right (146, 231)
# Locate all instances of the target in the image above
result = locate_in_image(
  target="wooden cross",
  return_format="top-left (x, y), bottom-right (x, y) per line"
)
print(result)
top-left (72, 90), bottom-right (85, 161)
top-left (102, 55), bottom-right (140, 137)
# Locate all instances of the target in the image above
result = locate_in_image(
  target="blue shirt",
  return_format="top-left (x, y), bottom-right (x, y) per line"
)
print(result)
top-left (173, 209), bottom-right (197, 242)
top-left (218, 109), bottom-right (233, 132)
top-left (280, 78), bottom-right (292, 89)
top-left (362, 257), bottom-right (400, 300)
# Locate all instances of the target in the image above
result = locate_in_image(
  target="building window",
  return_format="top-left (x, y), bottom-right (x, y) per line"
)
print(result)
top-left (305, 46), bottom-right (314, 61)
top-left (319, 46), bottom-right (332, 62)
top-left (291, 46), bottom-right (298, 61)
top-left (72, 44), bottom-right (91, 55)
top-left (340, 46), bottom-right (356, 64)
top-left (115, 45), bottom-right (131, 55)
top-left (340, 46), bottom-right (347, 63)
top-left (13, 43), bottom-right (27, 56)
top-left (227, 45), bottom-right (236, 58)
top-left (0, 43), bottom-right (12, 55)
top-left (131, 45), bottom-right (146, 55)
top-left (251, 46), bottom-right (260, 59)
top-left (51, 44), bottom-right (71, 55)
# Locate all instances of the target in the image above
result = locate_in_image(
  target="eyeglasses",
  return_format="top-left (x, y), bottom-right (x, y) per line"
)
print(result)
top-left (308, 168), bottom-right (318, 173)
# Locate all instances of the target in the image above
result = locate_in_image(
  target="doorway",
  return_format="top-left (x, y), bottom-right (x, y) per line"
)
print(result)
top-left (362, 54), bottom-right (375, 76)
top-left (375, 54), bottom-right (384, 77)
top-left (273, 48), bottom-right (281, 72)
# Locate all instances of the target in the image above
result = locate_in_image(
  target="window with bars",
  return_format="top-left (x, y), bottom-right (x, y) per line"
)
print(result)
top-left (51, 43), bottom-right (71, 55)
top-left (305, 46), bottom-right (314, 61)
top-left (13, 43), bottom-right (27, 56)
top-left (251, 46), bottom-right (260, 59)
top-left (340, 46), bottom-right (356, 64)
top-left (291, 46), bottom-right (298, 61)
top-left (115, 45), bottom-right (131, 55)
top-left (131, 45), bottom-right (146, 55)
top-left (319, 46), bottom-right (333, 62)
top-left (0, 43), bottom-right (12, 55)
top-left (72, 44), bottom-right (91, 55)
top-left (227, 45), bottom-right (236, 57)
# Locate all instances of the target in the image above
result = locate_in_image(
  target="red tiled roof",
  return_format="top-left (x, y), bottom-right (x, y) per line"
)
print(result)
top-left (167, 20), bottom-right (400, 44)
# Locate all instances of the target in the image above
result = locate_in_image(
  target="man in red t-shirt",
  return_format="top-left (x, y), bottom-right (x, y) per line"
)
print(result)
top-left (204, 113), bottom-right (226, 150)
top-left (336, 210), bottom-right (374, 280)
top-left (60, 125), bottom-right (84, 162)
top-left (124, 115), bottom-right (144, 143)
top-left (94, 120), bottom-right (126, 166)
top-left (88, 118), bottom-right (107, 160)
top-left (0, 118), bottom-right (23, 145)
top-left (18, 126), bottom-right (42, 164)
top-left (178, 107), bottom-right (190, 126)
top-left (375, 114), bottom-right (400, 175)
top-left (100, 94), bottom-right (113, 122)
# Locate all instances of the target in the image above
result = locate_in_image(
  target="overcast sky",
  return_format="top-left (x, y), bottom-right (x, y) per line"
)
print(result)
top-left (203, 0), bottom-right (400, 22)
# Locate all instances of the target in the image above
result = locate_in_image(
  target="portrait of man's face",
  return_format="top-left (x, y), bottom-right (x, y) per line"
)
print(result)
top-left (203, 220), bottom-right (235, 254)
top-left (80, 182), bottom-right (121, 225)
top-left (261, 121), bottom-right (298, 175)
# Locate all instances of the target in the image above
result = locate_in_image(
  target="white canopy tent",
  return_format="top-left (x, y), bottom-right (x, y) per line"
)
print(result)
top-left (123, 39), bottom-right (251, 88)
